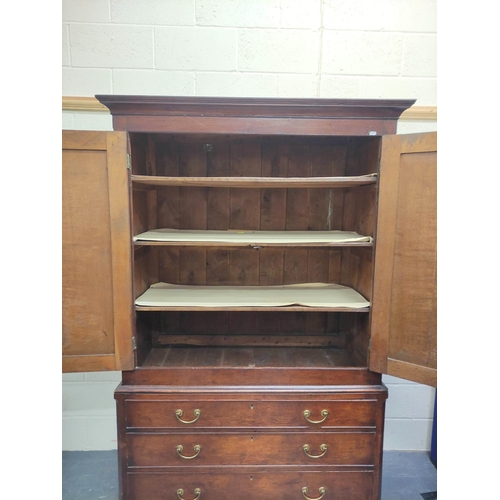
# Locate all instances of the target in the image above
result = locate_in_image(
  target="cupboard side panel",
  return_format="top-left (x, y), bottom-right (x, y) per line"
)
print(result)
top-left (345, 137), bottom-right (381, 177)
top-left (343, 136), bottom-right (376, 367)
top-left (342, 185), bottom-right (377, 238)
top-left (340, 247), bottom-right (373, 302)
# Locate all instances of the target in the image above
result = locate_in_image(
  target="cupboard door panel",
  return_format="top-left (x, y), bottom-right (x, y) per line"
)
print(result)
top-left (370, 132), bottom-right (437, 387)
top-left (62, 131), bottom-right (134, 372)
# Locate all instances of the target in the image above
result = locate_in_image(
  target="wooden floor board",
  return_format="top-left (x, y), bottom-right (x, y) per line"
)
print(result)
top-left (142, 346), bottom-right (356, 368)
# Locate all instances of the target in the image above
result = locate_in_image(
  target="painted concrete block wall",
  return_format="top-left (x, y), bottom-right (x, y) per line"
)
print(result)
top-left (62, 0), bottom-right (437, 102)
top-left (62, 0), bottom-right (437, 451)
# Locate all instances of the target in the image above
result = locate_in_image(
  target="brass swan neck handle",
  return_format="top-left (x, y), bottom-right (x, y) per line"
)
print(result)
top-left (176, 444), bottom-right (201, 460)
top-left (303, 409), bottom-right (329, 424)
top-left (302, 486), bottom-right (326, 500)
top-left (175, 409), bottom-right (201, 424)
top-left (303, 443), bottom-right (328, 459)
top-left (177, 488), bottom-right (201, 500)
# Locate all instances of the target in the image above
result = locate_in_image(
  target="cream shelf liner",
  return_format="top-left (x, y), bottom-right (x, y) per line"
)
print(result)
top-left (133, 229), bottom-right (373, 244)
top-left (135, 282), bottom-right (370, 309)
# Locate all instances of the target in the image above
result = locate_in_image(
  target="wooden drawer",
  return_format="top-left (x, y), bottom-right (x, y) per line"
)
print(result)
top-left (127, 431), bottom-right (375, 467)
top-left (124, 397), bottom-right (379, 430)
top-left (127, 469), bottom-right (376, 500)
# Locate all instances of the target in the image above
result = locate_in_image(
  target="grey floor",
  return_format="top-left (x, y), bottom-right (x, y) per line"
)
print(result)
top-left (62, 450), bottom-right (436, 499)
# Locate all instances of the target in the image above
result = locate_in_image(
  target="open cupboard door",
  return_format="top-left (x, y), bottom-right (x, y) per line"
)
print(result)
top-left (62, 131), bottom-right (134, 372)
top-left (370, 132), bottom-right (437, 387)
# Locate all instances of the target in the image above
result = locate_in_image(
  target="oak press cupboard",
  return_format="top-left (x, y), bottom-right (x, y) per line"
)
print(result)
top-left (62, 96), bottom-right (437, 500)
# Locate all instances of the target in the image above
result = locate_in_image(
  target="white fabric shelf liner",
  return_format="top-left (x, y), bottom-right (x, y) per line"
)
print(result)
top-left (135, 282), bottom-right (370, 309)
top-left (133, 229), bottom-right (373, 244)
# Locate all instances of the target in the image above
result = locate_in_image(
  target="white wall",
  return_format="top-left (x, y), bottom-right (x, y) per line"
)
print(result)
top-left (62, 0), bottom-right (436, 102)
top-left (62, 0), bottom-right (437, 451)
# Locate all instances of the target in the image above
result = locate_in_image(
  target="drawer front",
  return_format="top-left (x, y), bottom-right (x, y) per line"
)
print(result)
top-left (127, 470), bottom-right (375, 500)
top-left (127, 431), bottom-right (375, 467)
top-left (125, 398), bottom-right (378, 429)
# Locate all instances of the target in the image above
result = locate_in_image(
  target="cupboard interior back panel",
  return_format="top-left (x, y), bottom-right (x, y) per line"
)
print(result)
top-left (130, 133), bottom-right (380, 369)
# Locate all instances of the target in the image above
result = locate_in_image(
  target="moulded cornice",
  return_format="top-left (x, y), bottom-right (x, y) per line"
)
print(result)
top-left (62, 96), bottom-right (436, 121)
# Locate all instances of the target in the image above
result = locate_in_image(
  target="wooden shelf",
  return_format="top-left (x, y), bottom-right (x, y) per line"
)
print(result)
top-left (135, 282), bottom-right (370, 312)
top-left (137, 305), bottom-right (369, 312)
top-left (131, 174), bottom-right (377, 189)
top-left (133, 229), bottom-right (373, 247)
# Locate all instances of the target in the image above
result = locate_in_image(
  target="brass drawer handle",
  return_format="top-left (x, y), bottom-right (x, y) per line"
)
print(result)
top-left (177, 488), bottom-right (201, 500)
top-left (303, 409), bottom-right (329, 424)
top-left (176, 444), bottom-right (201, 460)
top-left (302, 486), bottom-right (326, 500)
top-left (175, 409), bottom-right (201, 424)
top-left (303, 443), bottom-right (328, 459)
